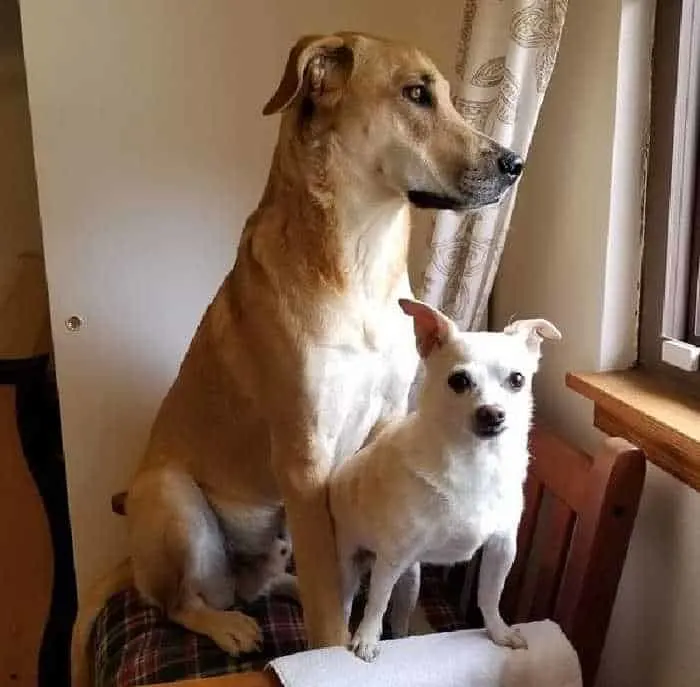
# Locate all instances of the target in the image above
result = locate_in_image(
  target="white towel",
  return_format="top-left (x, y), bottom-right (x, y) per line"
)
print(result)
top-left (269, 620), bottom-right (582, 687)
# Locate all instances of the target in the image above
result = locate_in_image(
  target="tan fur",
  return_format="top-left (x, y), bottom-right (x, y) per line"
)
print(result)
top-left (71, 559), bottom-right (132, 687)
top-left (72, 31), bottom-right (522, 685)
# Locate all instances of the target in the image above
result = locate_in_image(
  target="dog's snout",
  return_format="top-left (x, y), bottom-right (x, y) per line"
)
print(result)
top-left (474, 404), bottom-right (506, 437)
top-left (497, 151), bottom-right (524, 178)
top-left (475, 405), bottom-right (505, 427)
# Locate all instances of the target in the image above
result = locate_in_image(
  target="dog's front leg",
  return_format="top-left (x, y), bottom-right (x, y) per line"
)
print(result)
top-left (351, 557), bottom-right (408, 662)
top-left (273, 437), bottom-right (347, 649)
top-left (478, 532), bottom-right (528, 650)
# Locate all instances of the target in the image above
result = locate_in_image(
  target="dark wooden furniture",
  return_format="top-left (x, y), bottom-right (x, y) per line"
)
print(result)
top-left (0, 254), bottom-right (77, 687)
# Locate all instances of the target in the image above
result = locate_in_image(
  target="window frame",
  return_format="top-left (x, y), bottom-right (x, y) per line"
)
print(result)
top-left (686, 160), bottom-right (700, 346)
top-left (638, 0), bottom-right (700, 392)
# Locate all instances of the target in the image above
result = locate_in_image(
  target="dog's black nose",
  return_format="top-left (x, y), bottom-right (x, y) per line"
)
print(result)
top-left (497, 151), bottom-right (524, 178)
top-left (474, 404), bottom-right (506, 436)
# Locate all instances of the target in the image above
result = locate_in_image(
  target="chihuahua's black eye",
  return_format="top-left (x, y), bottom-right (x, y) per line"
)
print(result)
top-left (447, 370), bottom-right (473, 394)
top-left (507, 371), bottom-right (525, 391)
top-left (403, 84), bottom-right (432, 107)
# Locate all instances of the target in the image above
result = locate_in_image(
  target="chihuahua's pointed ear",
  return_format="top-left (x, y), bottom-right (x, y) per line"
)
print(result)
top-left (504, 318), bottom-right (561, 354)
top-left (399, 298), bottom-right (457, 358)
top-left (263, 34), bottom-right (354, 116)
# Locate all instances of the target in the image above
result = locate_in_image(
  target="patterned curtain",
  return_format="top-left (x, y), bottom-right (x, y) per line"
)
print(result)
top-left (415, 0), bottom-right (568, 330)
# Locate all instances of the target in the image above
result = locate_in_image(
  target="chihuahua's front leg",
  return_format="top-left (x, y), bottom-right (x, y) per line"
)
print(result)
top-left (351, 556), bottom-right (412, 662)
top-left (478, 531), bottom-right (528, 650)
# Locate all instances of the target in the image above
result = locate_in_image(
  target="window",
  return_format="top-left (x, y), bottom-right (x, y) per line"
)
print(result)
top-left (639, 0), bottom-right (700, 389)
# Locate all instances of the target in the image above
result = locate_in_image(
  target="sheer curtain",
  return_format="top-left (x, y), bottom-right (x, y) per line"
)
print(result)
top-left (415, 0), bottom-right (568, 330)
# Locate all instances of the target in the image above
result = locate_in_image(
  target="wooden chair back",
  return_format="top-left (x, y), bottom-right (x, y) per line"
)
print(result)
top-left (499, 426), bottom-right (645, 686)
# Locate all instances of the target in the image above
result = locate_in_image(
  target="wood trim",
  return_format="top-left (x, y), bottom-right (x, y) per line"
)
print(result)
top-left (154, 670), bottom-right (280, 687)
top-left (566, 369), bottom-right (700, 491)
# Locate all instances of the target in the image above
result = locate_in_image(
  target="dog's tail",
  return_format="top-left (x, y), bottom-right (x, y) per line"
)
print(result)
top-left (71, 557), bottom-right (133, 687)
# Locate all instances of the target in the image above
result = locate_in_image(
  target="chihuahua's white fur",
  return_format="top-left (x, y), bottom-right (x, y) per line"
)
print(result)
top-left (329, 299), bottom-right (561, 661)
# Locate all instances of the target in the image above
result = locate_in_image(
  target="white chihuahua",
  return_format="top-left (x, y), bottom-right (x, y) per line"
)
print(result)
top-left (329, 298), bottom-right (560, 661)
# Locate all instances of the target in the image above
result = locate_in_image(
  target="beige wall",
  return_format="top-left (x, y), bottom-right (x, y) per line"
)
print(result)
top-left (0, 1), bottom-right (42, 301)
top-left (493, 0), bottom-right (700, 686)
top-left (19, 0), bottom-right (465, 596)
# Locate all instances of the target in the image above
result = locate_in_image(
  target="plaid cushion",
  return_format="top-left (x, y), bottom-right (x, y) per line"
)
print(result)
top-left (91, 565), bottom-right (473, 687)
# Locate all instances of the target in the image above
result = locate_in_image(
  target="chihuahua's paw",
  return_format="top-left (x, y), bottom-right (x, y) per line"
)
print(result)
top-left (350, 631), bottom-right (380, 662)
top-left (488, 624), bottom-right (528, 650)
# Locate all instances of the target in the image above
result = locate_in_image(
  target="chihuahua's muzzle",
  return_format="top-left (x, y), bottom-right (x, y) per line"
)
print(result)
top-left (473, 404), bottom-right (506, 438)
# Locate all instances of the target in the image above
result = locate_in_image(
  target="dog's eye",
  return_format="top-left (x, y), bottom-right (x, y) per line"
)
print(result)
top-left (447, 371), bottom-right (473, 394)
top-left (506, 372), bottom-right (525, 391)
top-left (403, 84), bottom-right (432, 107)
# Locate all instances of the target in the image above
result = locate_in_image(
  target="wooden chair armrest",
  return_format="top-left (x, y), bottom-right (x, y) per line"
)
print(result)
top-left (155, 670), bottom-right (281, 687)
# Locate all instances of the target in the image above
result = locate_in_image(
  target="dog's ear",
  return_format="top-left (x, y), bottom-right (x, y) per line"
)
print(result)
top-left (504, 318), bottom-right (561, 354)
top-left (263, 34), bottom-right (354, 115)
top-left (399, 298), bottom-right (457, 358)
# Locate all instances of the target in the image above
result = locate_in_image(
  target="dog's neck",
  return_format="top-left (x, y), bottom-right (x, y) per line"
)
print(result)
top-left (256, 129), bottom-right (411, 299)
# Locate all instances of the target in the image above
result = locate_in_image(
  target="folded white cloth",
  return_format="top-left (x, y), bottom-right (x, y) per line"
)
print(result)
top-left (269, 620), bottom-right (582, 687)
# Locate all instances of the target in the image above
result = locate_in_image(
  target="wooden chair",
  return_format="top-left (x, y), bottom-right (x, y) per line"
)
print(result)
top-left (0, 254), bottom-right (77, 687)
top-left (501, 427), bottom-right (645, 686)
top-left (96, 424), bottom-right (644, 687)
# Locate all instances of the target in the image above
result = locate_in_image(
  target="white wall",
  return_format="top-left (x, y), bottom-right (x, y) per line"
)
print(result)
top-left (493, 0), bottom-right (700, 686)
top-left (19, 0), bottom-right (465, 596)
top-left (493, 0), bottom-right (629, 453)
top-left (0, 1), bottom-right (43, 302)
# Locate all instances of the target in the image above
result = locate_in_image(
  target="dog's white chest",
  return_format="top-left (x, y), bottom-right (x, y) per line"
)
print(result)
top-left (310, 309), bottom-right (417, 462)
top-left (421, 505), bottom-right (499, 565)
top-left (419, 455), bottom-right (525, 565)
top-left (422, 506), bottom-right (506, 564)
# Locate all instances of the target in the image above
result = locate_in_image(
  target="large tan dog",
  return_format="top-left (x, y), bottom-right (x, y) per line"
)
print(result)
top-left (72, 30), bottom-right (523, 679)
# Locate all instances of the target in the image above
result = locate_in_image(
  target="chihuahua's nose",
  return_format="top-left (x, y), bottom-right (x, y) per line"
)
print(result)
top-left (474, 404), bottom-right (506, 437)
top-left (497, 151), bottom-right (524, 178)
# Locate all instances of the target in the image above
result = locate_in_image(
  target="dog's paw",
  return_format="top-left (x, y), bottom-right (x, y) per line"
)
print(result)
top-left (208, 610), bottom-right (263, 656)
top-left (487, 624), bottom-right (528, 650)
top-left (350, 631), bottom-right (381, 662)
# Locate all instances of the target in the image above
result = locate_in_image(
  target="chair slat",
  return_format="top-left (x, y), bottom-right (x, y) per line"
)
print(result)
top-left (518, 494), bottom-right (575, 622)
top-left (501, 473), bottom-right (543, 622)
